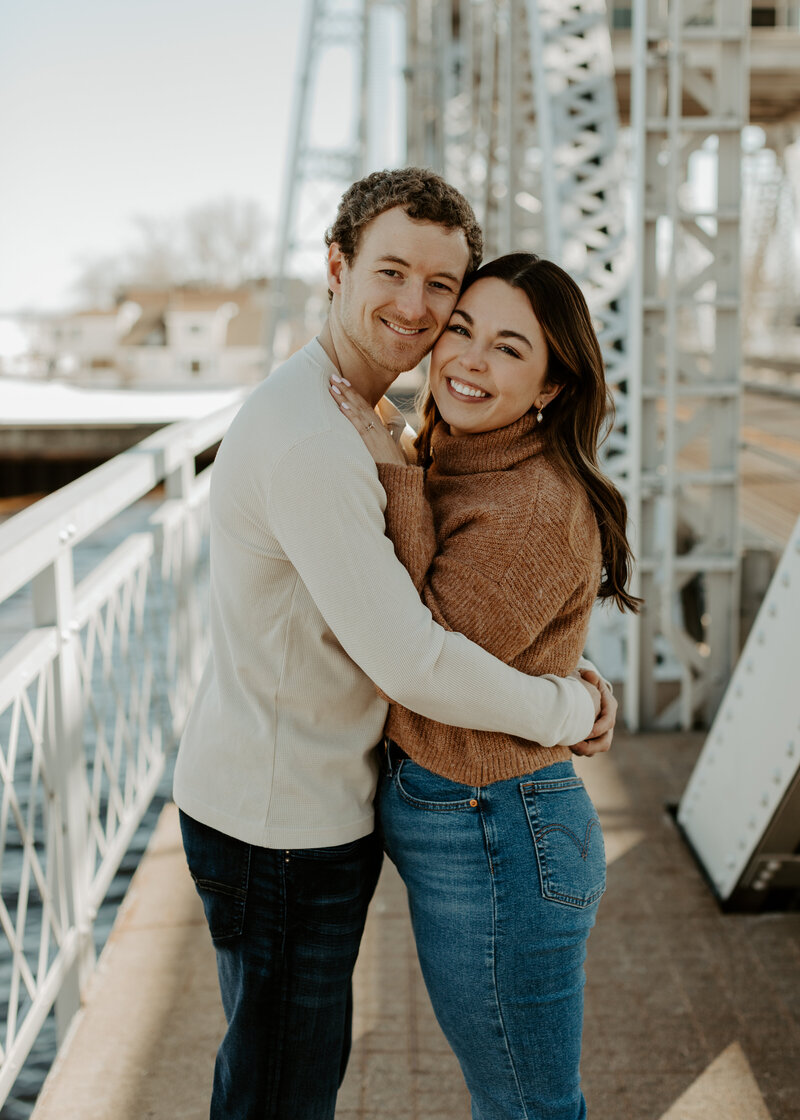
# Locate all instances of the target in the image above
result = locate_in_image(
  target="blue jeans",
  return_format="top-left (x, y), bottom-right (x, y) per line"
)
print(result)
top-left (379, 743), bottom-right (605, 1120)
top-left (179, 811), bottom-right (383, 1120)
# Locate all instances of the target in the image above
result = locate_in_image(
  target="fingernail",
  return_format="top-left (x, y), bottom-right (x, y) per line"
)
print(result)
top-left (341, 402), bottom-right (350, 410)
top-left (341, 378), bottom-right (351, 386)
top-left (331, 373), bottom-right (343, 383)
top-left (331, 385), bottom-right (341, 395)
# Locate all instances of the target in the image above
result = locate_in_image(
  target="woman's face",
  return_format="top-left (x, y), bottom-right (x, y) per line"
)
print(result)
top-left (429, 276), bottom-right (559, 437)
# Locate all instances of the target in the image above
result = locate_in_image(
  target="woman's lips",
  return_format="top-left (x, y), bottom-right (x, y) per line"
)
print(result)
top-left (446, 377), bottom-right (491, 402)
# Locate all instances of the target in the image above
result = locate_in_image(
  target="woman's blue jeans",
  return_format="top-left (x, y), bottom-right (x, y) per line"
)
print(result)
top-left (179, 810), bottom-right (383, 1119)
top-left (379, 743), bottom-right (606, 1120)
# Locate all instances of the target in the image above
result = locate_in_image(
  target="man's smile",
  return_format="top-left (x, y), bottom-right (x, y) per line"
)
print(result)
top-left (380, 317), bottom-right (427, 338)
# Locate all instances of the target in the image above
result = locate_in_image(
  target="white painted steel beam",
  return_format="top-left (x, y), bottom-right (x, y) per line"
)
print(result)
top-left (631, 0), bottom-right (749, 728)
top-left (678, 515), bottom-right (800, 904)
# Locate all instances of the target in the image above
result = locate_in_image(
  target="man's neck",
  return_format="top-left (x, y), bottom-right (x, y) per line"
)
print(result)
top-left (317, 320), bottom-right (396, 408)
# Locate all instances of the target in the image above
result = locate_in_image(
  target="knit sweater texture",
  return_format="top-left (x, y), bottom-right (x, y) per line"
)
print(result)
top-left (378, 411), bottom-right (602, 786)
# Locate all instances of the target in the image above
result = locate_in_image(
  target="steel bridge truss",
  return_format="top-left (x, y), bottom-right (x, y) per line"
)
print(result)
top-left (271, 0), bottom-right (750, 729)
top-left (631, 0), bottom-right (749, 726)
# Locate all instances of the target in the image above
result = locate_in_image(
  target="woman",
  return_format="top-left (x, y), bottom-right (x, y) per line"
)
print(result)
top-left (329, 253), bottom-right (639, 1120)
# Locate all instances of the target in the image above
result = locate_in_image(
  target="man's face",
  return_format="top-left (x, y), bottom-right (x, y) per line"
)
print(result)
top-left (328, 206), bottom-right (471, 375)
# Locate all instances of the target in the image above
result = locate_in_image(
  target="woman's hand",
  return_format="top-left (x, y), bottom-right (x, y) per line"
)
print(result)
top-left (329, 375), bottom-right (408, 466)
top-left (569, 669), bottom-right (617, 757)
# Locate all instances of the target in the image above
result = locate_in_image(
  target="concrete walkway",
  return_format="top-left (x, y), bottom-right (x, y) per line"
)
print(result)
top-left (31, 731), bottom-right (800, 1120)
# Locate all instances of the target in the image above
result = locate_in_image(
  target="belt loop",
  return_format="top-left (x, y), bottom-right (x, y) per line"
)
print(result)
top-left (383, 736), bottom-right (399, 776)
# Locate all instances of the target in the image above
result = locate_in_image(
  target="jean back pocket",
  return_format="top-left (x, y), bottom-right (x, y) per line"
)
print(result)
top-left (179, 811), bottom-right (250, 942)
top-left (519, 774), bottom-right (606, 909)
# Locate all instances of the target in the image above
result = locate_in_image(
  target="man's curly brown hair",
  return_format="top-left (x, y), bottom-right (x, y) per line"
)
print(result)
top-left (325, 167), bottom-right (483, 276)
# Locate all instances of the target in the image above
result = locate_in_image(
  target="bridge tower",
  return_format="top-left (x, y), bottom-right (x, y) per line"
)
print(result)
top-left (264, 0), bottom-right (374, 367)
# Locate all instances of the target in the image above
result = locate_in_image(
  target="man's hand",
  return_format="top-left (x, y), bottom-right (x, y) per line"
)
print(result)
top-left (569, 669), bottom-right (617, 757)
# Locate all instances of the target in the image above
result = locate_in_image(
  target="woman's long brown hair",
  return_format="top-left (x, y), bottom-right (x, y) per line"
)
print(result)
top-left (415, 252), bottom-right (641, 613)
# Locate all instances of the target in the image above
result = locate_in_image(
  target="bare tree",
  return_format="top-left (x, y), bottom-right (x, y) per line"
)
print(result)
top-left (184, 198), bottom-right (270, 287)
top-left (71, 197), bottom-right (273, 304)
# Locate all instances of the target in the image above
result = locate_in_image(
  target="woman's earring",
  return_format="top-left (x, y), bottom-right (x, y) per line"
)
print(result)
top-left (536, 408), bottom-right (544, 423)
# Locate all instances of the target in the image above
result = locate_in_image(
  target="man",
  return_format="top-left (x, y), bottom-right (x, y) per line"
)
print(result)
top-left (174, 167), bottom-right (615, 1119)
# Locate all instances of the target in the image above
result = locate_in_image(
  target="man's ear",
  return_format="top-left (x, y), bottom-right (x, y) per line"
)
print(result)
top-left (327, 243), bottom-right (346, 295)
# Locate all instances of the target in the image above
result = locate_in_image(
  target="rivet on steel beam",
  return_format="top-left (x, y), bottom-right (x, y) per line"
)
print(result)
top-left (767, 860), bottom-right (781, 873)
top-left (757, 630), bottom-right (765, 644)
top-left (58, 529), bottom-right (69, 543)
top-left (788, 742), bottom-right (796, 758)
top-left (773, 769), bottom-right (782, 784)
top-left (781, 573), bottom-right (790, 588)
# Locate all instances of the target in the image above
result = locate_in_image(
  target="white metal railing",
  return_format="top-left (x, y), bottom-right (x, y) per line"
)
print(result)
top-left (0, 399), bottom-right (241, 1105)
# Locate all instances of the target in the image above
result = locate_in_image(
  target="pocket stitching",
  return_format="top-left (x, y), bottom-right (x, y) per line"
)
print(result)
top-left (520, 783), bottom-right (605, 909)
top-left (193, 877), bottom-right (248, 901)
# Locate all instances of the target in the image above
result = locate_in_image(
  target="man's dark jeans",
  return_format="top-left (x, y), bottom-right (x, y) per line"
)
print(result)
top-left (179, 810), bottom-right (383, 1120)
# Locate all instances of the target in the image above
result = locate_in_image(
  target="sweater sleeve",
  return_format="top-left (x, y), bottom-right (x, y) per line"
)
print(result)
top-left (267, 429), bottom-right (596, 747)
top-left (375, 462), bottom-right (437, 590)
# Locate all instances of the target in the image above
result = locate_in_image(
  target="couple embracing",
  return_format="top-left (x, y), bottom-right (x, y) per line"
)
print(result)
top-left (173, 167), bottom-right (639, 1120)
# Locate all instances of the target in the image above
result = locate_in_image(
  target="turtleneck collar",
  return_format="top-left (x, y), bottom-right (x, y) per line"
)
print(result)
top-left (430, 410), bottom-right (544, 476)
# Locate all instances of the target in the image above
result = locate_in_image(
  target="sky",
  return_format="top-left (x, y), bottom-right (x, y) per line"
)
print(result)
top-left (0, 0), bottom-right (334, 312)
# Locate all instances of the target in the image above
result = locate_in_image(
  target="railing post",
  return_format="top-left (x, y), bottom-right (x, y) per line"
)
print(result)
top-left (165, 445), bottom-right (201, 733)
top-left (32, 542), bottom-right (95, 1046)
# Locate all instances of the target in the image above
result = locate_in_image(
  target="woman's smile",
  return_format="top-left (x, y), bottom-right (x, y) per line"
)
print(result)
top-left (445, 376), bottom-right (491, 401)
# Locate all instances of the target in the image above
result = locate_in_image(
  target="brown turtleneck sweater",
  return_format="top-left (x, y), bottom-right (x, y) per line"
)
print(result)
top-left (376, 412), bottom-right (602, 786)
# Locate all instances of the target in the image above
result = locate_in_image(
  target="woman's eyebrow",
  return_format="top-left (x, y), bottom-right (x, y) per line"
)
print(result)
top-left (451, 308), bottom-right (532, 349)
top-left (497, 329), bottom-right (532, 348)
